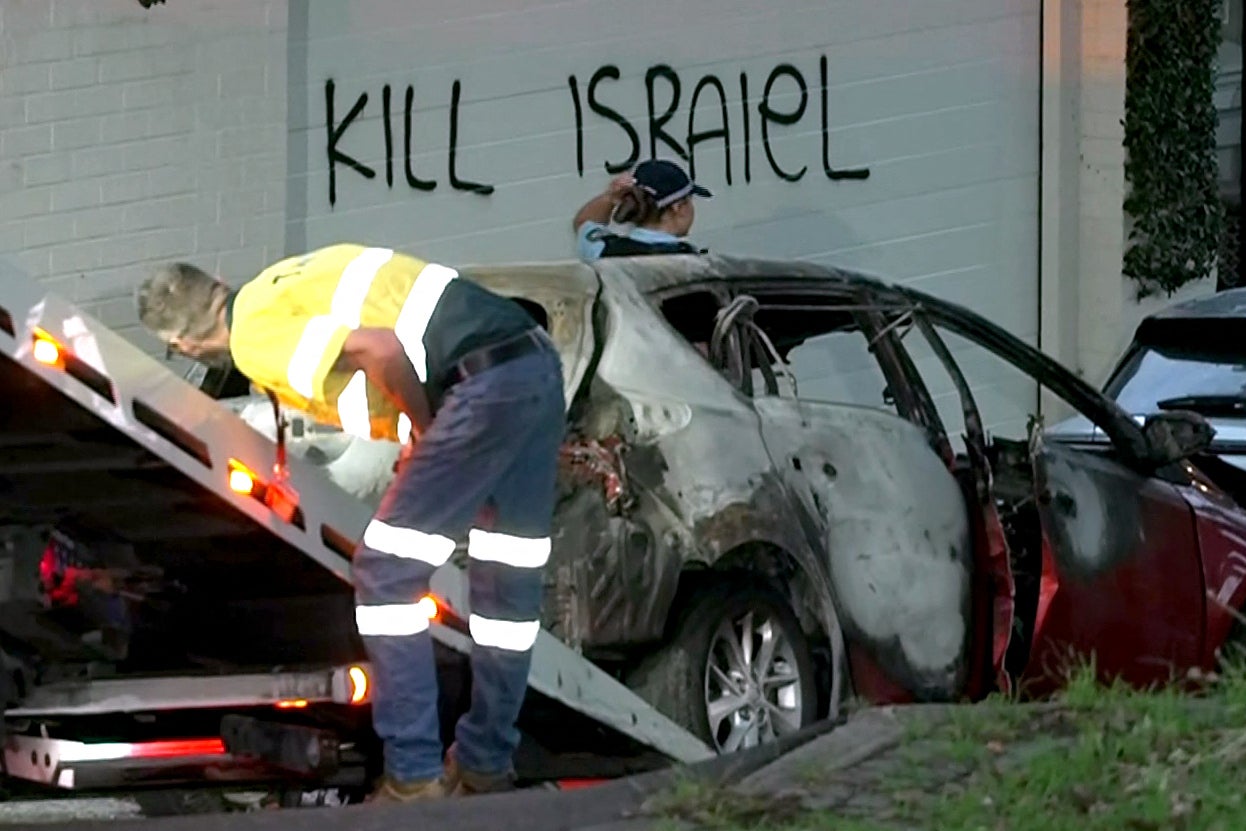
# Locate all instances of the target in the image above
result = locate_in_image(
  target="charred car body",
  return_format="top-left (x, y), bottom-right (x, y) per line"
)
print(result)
top-left (200, 255), bottom-right (1246, 750)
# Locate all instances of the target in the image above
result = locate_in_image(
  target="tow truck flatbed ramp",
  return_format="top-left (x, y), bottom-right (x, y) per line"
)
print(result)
top-left (0, 271), bottom-right (711, 791)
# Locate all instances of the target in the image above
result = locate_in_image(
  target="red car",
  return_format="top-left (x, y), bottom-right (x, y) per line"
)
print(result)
top-left (814, 273), bottom-right (1244, 705)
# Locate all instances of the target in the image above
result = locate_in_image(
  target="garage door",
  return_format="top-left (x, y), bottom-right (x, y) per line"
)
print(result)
top-left (288, 0), bottom-right (1041, 437)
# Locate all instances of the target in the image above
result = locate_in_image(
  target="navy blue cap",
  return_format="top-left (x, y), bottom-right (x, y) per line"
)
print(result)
top-left (633, 159), bottom-right (712, 208)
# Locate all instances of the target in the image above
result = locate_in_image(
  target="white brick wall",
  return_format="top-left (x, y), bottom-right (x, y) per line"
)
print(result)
top-left (4, 0), bottom-right (1129, 415)
top-left (289, 0), bottom-right (1042, 438)
top-left (1038, 0), bottom-right (1218, 392)
top-left (0, 0), bottom-right (288, 348)
top-left (291, 1), bottom-right (1041, 338)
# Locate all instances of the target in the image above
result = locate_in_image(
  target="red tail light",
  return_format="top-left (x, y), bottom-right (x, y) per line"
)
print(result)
top-left (129, 739), bottom-right (227, 759)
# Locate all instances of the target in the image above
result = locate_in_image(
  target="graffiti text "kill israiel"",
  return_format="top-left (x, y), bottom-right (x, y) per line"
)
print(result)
top-left (323, 54), bottom-right (869, 207)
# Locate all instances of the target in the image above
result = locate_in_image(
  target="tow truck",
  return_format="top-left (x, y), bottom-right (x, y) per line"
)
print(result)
top-left (0, 270), bottom-right (713, 812)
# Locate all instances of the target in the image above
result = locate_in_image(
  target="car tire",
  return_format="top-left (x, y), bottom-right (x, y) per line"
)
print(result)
top-left (626, 582), bottom-right (818, 753)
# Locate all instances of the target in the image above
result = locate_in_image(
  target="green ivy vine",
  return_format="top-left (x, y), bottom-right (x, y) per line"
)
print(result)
top-left (1123, 0), bottom-right (1225, 298)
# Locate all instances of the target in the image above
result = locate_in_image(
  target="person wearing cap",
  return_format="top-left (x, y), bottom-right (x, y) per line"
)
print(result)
top-left (572, 158), bottom-right (711, 261)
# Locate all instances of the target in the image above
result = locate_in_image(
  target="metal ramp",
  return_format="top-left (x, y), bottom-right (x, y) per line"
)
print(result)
top-left (0, 271), bottom-right (712, 767)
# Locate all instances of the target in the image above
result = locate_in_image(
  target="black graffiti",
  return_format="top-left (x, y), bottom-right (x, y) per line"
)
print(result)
top-left (568, 55), bottom-right (869, 185)
top-left (324, 78), bottom-right (493, 207)
top-left (688, 75), bottom-right (730, 185)
top-left (402, 87), bottom-right (436, 191)
top-left (820, 56), bottom-right (869, 181)
top-left (759, 64), bottom-right (806, 182)
top-left (646, 65), bottom-right (685, 163)
top-left (324, 54), bottom-right (867, 207)
top-left (582, 66), bottom-right (640, 174)
top-left (568, 74), bottom-right (585, 175)
top-left (325, 79), bottom-right (375, 205)
top-left (448, 81), bottom-right (492, 195)
top-left (739, 72), bottom-right (750, 183)
top-left (381, 85), bottom-right (394, 188)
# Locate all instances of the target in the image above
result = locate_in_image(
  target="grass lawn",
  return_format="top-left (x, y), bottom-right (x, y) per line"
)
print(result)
top-left (648, 663), bottom-right (1246, 831)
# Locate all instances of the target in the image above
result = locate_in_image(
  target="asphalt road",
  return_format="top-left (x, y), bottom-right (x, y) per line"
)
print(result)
top-left (0, 719), bottom-right (842, 830)
top-left (0, 797), bottom-right (143, 825)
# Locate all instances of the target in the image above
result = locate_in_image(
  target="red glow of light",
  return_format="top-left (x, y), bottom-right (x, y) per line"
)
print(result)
top-left (556, 779), bottom-right (608, 790)
top-left (275, 698), bottom-right (309, 709)
top-left (128, 739), bottom-right (226, 759)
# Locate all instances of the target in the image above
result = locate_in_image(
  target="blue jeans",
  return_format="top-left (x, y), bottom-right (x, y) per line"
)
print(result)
top-left (351, 337), bottom-right (566, 781)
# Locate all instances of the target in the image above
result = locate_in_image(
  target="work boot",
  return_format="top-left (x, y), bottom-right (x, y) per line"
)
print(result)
top-left (366, 774), bottom-right (447, 804)
top-left (443, 743), bottom-right (516, 797)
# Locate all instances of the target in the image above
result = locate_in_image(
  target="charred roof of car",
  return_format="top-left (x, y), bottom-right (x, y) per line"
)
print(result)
top-left (458, 251), bottom-right (937, 308)
top-left (581, 254), bottom-right (1156, 467)
top-left (589, 253), bottom-right (893, 296)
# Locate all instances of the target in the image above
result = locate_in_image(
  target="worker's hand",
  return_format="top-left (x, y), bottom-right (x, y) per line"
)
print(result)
top-left (399, 439), bottom-right (417, 464)
top-left (392, 438), bottom-right (418, 472)
top-left (608, 172), bottom-right (636, 200)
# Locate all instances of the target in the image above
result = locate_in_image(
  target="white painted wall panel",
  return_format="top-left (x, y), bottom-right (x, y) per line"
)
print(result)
top-left (0, 0), bottom-right (288, 348)
top-left (300, 0), bottom-right (1041, 435)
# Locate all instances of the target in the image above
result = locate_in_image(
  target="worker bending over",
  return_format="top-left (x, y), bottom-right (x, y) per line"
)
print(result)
top-left (136, 244), bottom-right (566, 802)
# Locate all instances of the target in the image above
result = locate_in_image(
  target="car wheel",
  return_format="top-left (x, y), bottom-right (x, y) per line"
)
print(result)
top-left (627, 582), bottom-right (818, 753)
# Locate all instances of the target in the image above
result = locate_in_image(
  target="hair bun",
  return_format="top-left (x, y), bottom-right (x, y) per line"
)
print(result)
top-left (612, 185), bottom-right (657, 225)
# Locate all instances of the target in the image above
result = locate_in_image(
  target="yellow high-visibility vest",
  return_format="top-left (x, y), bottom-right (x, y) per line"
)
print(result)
top-left (229, 244), bottom-right (456, 443)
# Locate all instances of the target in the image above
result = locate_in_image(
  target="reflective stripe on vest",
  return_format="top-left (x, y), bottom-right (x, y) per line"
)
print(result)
top-left (337, 370), bottom-right (371, 438)
top-left (281, 248), bottom-right (456, 439)
top-left (393, 263), bottom-right (458, 383)
top-left (287, 316), bottom-right (342, 399)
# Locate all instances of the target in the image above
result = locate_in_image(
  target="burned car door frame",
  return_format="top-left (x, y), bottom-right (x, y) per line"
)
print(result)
top-left (706, 279), bottom-right (983, 702)
top-left (897, 292), bottom-right (1210, 689)
top-left (890, 310), bottom-right (1020, 695)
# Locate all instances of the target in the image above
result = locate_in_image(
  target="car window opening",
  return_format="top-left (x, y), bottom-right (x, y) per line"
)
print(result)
top-left (1107, 343), bottom-right (1246, 419)
top-left (658, 290), bottom-right (727, 371)
top-left (659, 290), bottom-right (720, 344)
top-left (740, 295), bottom-right (900, 416)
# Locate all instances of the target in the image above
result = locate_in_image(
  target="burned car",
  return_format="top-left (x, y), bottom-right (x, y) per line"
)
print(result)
top-left (203, 254), bottom-right (1246, 752)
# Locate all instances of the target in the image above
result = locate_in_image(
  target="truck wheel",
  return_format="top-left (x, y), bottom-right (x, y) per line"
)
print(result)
top-left (627, 583), bottom-right (817, 753)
